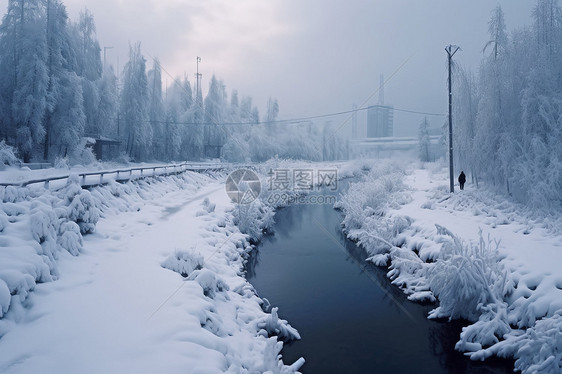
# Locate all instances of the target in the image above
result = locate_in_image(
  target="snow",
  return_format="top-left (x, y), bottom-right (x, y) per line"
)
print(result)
top-left (337, 160), bottom-right (562, 373)
top-left (2, 157), bottom-right (560, 373)
top-left (0, 168), bottom-right (303, 373)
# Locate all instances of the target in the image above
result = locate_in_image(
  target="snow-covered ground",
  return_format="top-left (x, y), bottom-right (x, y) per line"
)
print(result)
top-left (337, 160), bottom-right (562, 373)
top-left (0, 167), bottom-right (303, 373)
top-left (2, 159), bottom-right (561, 373)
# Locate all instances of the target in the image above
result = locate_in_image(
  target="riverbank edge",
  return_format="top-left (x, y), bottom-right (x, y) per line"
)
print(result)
top-left (335, 161), bottom-right (562, 374)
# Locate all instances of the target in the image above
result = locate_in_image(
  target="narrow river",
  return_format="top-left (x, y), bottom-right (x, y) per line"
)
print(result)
top-left (245, 190), bottom-right (514, 373)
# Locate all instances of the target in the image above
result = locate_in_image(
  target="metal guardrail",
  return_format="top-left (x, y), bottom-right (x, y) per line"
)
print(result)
top-left (0, 162), bottom-right (226, 189)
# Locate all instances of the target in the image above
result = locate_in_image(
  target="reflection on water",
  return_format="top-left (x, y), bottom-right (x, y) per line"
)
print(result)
top-left (245, 190), bottom-right (514, 373)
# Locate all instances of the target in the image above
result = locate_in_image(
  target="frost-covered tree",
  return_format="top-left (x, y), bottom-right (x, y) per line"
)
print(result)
top-left (0, 0), bottom-right (22, 143)
top-left (163, 79), bottom-right (184, 160)
top-left (453, 0), bottom-right (562, 209)
top-left (148, 58), bottom-right (165, 159)
top-left (96, 66), bottom-right (118, 139)
top-left (453, 66), bottom-right (478, 183)
top-left (229, 89), bottom-right (239, 122)
top-left (472, 5), bottom-right (520, 194)
top-left (4, 0), bottom-right (49, 161)
top-left (120, 42), bottom-right (151, 161)
top-left (44, 0), bottom-right (86, 160)
top-left (179, 77), bottom-right (202, 160)
top-left (265, 97), bottom-right (279, 124)
top-left (418, 117), bottom-right (431, 162)
top-left (164, 76), bottom-right (202, 160)
top-left (73, 8), bottom-right (101, 81)
top-left (203, 75), bottom-right (226, 158)
top-left (71, 8), bottom-right (102, 140)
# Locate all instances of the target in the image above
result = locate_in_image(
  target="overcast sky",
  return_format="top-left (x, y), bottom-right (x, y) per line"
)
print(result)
top-left (1, 0), bottom-right (534, 136)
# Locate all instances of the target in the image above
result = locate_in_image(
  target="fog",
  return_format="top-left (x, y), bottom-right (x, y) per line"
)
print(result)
top-left (0, 0), bottom-right (533, 136)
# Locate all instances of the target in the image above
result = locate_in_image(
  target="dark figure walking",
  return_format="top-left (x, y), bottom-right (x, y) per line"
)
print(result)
top-left (458, 171), bottom-right (466, 190)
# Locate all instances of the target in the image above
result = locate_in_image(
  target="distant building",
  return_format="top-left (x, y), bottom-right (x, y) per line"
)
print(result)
top-left (367, 105), bottom-right (394, 138)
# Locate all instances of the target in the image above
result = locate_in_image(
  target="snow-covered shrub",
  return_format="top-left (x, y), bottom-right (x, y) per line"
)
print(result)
top-left (57, 221), bottom-right (83, 256)
top-left (337, 163), bottom-right (410, 232)
top-left (2, 186), bottom-right (28, 203)
top-left (480, 311), bottom-right (562, 373)
top-left (29, 208), bottom-right (60, 272)
top-left (257, 338), bottom-right (305, 374)
top-left (30, 209), bottom-right (57, 245)
top-left (233, 200), bottom-right (275, 242)
top-left (54, 156), bottom-right (70, 169)
top-left (0, 279), bottom-right (10, 318)
top-left (202, 197), bottom-right (216, 213)
top-left (258, 307), bottom-right (301, 342)
top-left (161, 249), bottom-right (204, 277)
top-left (0, 141), bottom-right (19, 169)
top-left (67, 189), bottom-right (100, 234)
top-left (68, 138), bottom-right (97, 166)
top-left (510, 313), bottom-right (562, 373)
top-left (0, 208), bottom-right (8, 232)
top-left (428, 227), bottom-right (512, 322)
top-left (187, 269), bottom-right (229, 299)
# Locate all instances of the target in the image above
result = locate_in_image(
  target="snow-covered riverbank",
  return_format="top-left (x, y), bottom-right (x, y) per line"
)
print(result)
top-left (336, 160), bottom-right (562, 374)
top-left (0, 168), bottom-right (303, 373)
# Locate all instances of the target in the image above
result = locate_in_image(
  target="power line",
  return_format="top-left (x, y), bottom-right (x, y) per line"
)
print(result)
top-left (110, 104), bottom-right (444, 128)
top-left (142, 53), bottom-right (445, 129)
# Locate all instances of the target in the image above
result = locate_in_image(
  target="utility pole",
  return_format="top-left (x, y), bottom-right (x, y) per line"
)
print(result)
top-left (196, 56), bottom-right (208, 157)
top-left (446, 45), bottom-right (460, 193)
top-left (195, 56), bottom-right (202, 99)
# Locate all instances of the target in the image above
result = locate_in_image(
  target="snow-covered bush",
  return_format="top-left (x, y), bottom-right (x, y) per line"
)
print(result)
top-left (202, 197), bottom-right (215, 213)
top-left (67, 189), bottom-right (100, 234)
top-left (467, 310), bottom-right (562, 374)
top-left (68, 138), bottom-right (97, 166)
top-left (232, 199), bottom-right (275, 242)
top-left (258, 307), bottom-right (301, 342)
top-left (2, 186), bottom-right (28, 203)
top-left (428, 227), bottom-right (512, 322)
top-left (161, 249), bottom-right (204, 277)
top-left (187, 268), bottom-right (229, 299)
top-left (54, 156), bottom-right (70, 169)
top-left (57, 221), bottom-right (83, 256)
top-left (0, 208), bottom-right (8, 232)
top-left (336, 162), bottom-right (411, 257)
top-left (0, 141), bottom-right (19, 169)
top-left (59, 175), bottom-right (100, 234)
top-left (337, 163), bottom-right (410, 231)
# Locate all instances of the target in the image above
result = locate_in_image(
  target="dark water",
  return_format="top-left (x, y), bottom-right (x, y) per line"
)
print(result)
top-left (245, 193), bottom-right (515, 373)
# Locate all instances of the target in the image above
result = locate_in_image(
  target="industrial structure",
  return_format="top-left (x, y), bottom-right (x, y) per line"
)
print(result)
top-left (366, 75), bottom-right (394, 138)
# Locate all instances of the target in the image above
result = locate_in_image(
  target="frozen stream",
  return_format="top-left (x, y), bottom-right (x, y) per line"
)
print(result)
top-left (245, 189), bottom-right (514, 373)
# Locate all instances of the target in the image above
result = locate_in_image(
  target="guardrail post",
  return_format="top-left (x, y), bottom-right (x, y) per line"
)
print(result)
top-left (44, 180), bottom-right (49, 189)
top-left (100, 173), bottom-right (104, 184)
top-left (82, 174), bottom-right (86, 185)
top-left (153, 167), bottom-right (156, 177)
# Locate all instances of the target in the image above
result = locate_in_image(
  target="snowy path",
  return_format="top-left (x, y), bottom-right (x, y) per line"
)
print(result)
top-left (0, 183), bottom-right (228, 372)
top-left (0, 176), bottom-right (301, 373)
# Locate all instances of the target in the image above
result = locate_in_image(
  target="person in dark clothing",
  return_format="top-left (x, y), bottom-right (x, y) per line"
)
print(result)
top-left (458, 171), bottom-right (466, 190)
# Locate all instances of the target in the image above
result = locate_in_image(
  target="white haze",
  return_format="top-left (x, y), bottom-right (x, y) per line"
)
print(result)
top-left (0, 0), bottom-right (533, 136)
